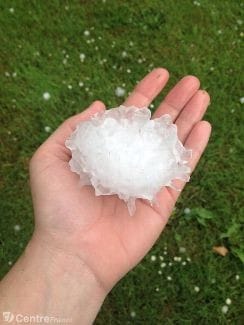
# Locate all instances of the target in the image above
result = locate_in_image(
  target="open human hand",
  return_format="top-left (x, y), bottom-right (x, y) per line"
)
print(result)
top-left (29, 68), bottom-right (211, 292)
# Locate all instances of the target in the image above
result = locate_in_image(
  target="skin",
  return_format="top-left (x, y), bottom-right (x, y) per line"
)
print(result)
top-left (0, 68), bottom-right (211, 324)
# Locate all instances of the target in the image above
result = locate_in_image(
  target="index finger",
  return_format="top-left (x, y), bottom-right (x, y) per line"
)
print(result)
top-left (123, 68), bottom-right (169, 107)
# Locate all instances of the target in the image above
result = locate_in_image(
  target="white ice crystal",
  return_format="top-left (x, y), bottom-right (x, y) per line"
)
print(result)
top-left (44, 126), bottom-right (51, 133)
top-left (43, 92), bottom-right (51, 100)
top-left (194, 286), bottom-right (200, 292)
top-left (80, 53), bottom-right (86, 62)
top-left (225, 298), bottom-right (232, 305)
top-left (84, 30), bottom-right (90, 36)
top-left (221, 305), bottom-right (228, 314)
top-left (65, 106), bottom-right (192, 215)
top-left (115, 87), bottom-right (126, 97)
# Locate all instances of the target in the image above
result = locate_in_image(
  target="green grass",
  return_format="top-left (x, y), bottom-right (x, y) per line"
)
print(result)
top-left (0, 0), bottom-right (243, 323)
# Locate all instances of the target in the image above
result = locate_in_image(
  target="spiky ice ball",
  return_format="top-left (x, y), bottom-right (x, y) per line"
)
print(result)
top-left (65, 105), bottom-right (192, 215)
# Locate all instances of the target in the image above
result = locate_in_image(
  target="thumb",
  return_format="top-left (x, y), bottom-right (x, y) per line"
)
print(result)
top-left (47, 101), bottom-right (105, 147)
top-left (32, 101), bottom-right (106, 162)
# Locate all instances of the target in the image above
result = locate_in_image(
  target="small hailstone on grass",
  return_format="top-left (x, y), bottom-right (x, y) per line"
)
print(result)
top-left (235, 274), bottom-right (240, 280)
top-left (194, 286), bottom-right (200, 292)
top-left (221, 305), bottom-right (228, 314)
top-left (179, 246), bottom-right (186, 253)
top-left (160, 262), bottom-right (166, 268)
top-left (225, 298), bottom-right (232, 305)
top-left (130, 311), bottom-right (136, 318)
top-left (68, 84), bottom-right (72, 90)
top-left (79, 81), bottom-right (84, 87)
top-left (80, 53), bottom-right (86, 62)
top-left (240, 97), bottom-right (244, 104)
top-left (151, 255), bottom-right (157, 262)
top-left (14, 224), bottom-right (21, 231)
top-left (184, 207), bottom-right (191, 214)
top-left (115, 87), bottom-right (126, 97)
top-left (159, 256), bottom-right (164, 261)
top-left (158, 270), bottom-right (162, 275)
top-left (43, 92), bottom-right (51, 100)
top-left (44, 126), bottom-right (51, 133)
top-left (9, 8), bottom-right (15, 13)
top-left (66, 106), bottom-right (192, 215)
top-left (84, 30), bottom-right (90, 36)
top-left (167, 276), bottom-right (172, 281)
top-left (122, 51), bottom-right (128, 58)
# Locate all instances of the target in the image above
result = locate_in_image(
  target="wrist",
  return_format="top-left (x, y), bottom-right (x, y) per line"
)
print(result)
top-left (0, 233), bottom-right (107, 325)
top-left (27, 233), bottom-right (107, 323)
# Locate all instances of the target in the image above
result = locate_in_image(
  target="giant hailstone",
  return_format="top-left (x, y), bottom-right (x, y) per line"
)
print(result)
top-left (65, 106), bottom-right (192, 215)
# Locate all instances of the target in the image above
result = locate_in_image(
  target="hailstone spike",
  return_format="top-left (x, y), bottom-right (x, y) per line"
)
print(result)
top-left (65, 105), bottom-right (192, 215)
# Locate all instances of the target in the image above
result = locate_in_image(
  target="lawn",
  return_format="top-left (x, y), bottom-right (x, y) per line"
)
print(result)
top-left (0, 0), bottom-right (243, 324)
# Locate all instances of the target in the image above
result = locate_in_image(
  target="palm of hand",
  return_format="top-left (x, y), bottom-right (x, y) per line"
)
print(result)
top-left (30, 69), bottom-right (211, 291)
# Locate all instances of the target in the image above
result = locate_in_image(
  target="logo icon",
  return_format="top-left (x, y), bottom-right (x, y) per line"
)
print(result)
top-left (2, 312), bottom-right (14, 323)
